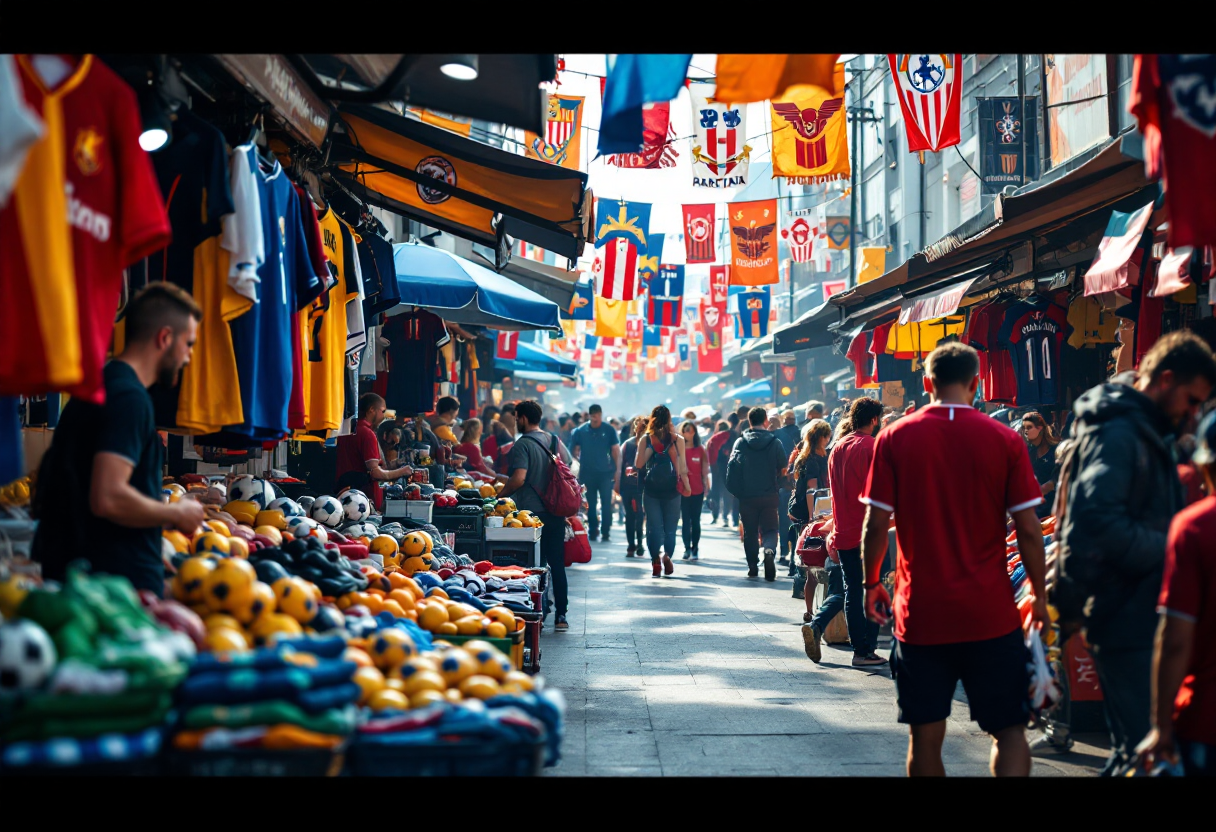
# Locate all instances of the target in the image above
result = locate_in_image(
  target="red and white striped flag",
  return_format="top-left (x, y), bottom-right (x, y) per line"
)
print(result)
top-left (598, 238), bottom-right (640, 300)
top-left (888, 54), bottom-right (963, 153)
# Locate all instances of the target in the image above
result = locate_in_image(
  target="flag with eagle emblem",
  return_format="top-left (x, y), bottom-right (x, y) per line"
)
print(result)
top-left (728, 199), bottom-right (780, 286)
top-left (771, 63), bottom-right (850, 183)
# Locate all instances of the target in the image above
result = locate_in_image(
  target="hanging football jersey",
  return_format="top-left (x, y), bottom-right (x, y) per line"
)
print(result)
top-left (0, 55), bottom-right (171, 402)
top-left (1066, 294), bottom-right (1119, 348)
top-left (343, 220), bottom-right (368, 357)
top-left (885, 315), bottom-right (966, 358)
top-left (996, 297), bottom-right (1068, 408)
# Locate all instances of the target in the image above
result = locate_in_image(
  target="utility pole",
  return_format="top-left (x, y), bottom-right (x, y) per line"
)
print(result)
top-left (846, 67), bottom-right (882, 291)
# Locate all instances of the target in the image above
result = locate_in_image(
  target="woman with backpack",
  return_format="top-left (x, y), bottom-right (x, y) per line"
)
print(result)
top-left (705, 420), bottom-right (734, 527)
top-left (620, 417), bottom-right (648, 559)
top-left (789, 419), bottom-right (832, 527)
top-left (635, 405), bottom-right (692, 578)
top-left (679, 420), bottom-right (711, 561)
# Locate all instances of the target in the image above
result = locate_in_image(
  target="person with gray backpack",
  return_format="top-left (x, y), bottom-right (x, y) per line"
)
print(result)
top-left (1054, 330), bottom-right (1216, 775)
top-left (726, 407), bottom-right (789, 582)
top-left (635, 405), bottom-right (691, 578)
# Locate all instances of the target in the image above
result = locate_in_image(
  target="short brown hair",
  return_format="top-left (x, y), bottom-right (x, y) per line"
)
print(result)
top-left (124, 283), bottom-right (202, 343)
top-left (358, 393), bottom-right (385, 418)
top-left (924, 342), bottom-right (980, 388)
top-left (1138, 330), bottom-right (1216, 388)
top-left (849, 397), bottom-right (884, 430)
top-left (747, 406), bottom-right (768, 426)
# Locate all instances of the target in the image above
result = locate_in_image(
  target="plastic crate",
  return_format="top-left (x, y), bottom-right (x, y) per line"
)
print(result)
top-left (162, 743), bottom-right (347, 777)
top-left (431, 513), bottom-right (485, 536)
top-left (406, 501), bottom-right (434, 522)
top-left (485, 526), bottom-right (542, 542)
top-left (347, 735), bottom-right (545, 777)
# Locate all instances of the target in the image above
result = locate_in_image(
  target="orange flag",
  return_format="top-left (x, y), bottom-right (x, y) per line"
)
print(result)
top-left (728, 199), bottom-right (780, 286)
top-left (594, 297), bottom-right (627, 337)
top-left (714, 54), bottom-right (841, 104)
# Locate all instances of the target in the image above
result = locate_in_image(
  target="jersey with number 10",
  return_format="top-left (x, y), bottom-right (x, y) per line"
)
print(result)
top-left (998, 299), bottom-right (1068, 408)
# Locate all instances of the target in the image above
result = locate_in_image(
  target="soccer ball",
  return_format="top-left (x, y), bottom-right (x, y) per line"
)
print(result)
top-left (0, 619), bottom-right (58, 692)
top-left (310, 495), bottom-right (345, 528)
top-left (286, 516), bottom-right (319, 539)
top-left (342, 521), bottom-right (379, 539)
top-left (229, 476), bottom-right (274, 509)
top-left (340, 490), bottom-right (371, 523)
top-left (267, 497), bottom-right (304, 518)
top-left (297, 495), bottom-right (315, 513)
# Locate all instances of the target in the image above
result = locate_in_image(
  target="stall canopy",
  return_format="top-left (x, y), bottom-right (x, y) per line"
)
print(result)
top-left (470, 245), bottom-right (577, 310)
top-left (496, 340), bottom-right (578, 380)
top-left (293, 55), bottom-right (554, 135)
top-left (390, 243), bottom-right (560, 332)
top-left (689, 375), bottom-right (720, 395)
top-left (772, 299), bottom-right (839, 355)
top-left (330, 104), bottom-right (588, 262)
top-left (723, 378), bottom-right (773, 401)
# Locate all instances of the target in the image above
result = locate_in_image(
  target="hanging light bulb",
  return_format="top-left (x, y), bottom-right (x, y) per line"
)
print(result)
top-left (440, 55), bottom-right (479, 81)
top-left (139, 85), bottom-right (171, 152)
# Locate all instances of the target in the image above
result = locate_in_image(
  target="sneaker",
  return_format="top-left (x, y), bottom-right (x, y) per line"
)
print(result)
top-left (652, 560), bottom-right (662, 578)
top-left (763, 549), bottom-right (777, 582)
top-left (555, 616), bottom-right (569, 632)
top-left (851, 653), bottom-right (888, 668)
top-left (662, 554), bottom-right (674, 576)
top-left (682, 549), bottom-right (692, 560)
top-left (626, 546), bottom-right (636, 558)
top-left (601, 532), bottom-right (611, 543)
top-left (1029, 733), bottom-right (1074, 756)
top-left (690, 549), bottom-right (699, 561)
top-left (801, 623), bottom-right (823, 663)
top-left (746, 567), bottom-right (759, 580)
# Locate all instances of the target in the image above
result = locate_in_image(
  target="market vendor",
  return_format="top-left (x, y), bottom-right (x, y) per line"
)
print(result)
top-left (31, 284), bottom-right (207, 595)
top-left (427, 395), bottom-right (461, 444)
top-left (335, 393), bottom-right (413, 508)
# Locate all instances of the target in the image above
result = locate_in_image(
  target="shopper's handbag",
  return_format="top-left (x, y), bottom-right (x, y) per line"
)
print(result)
top-left (563, 516), bottom-right (592, 566)
top-left (522, 433), bottom-right (581, 518)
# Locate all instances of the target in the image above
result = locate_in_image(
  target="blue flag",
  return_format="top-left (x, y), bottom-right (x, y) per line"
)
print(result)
top-left (643, 324), bottom-right (662, 347)
top-left (563, 279), bottom-right (595, 321)
top-left (678, 343), bottom-right (689, 362)
top-left (637, 233), bottom-right (664, 287)
top-left (584, 334), bottom-right (601, 351)
top-left (735, 288), bottom-right (771, 339)
top-left (598, 54), bottom-right (693, 155)
top-left (595, 198), bottom-right (652, 255)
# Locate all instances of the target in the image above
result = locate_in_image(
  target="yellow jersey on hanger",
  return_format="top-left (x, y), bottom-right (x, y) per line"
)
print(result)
top-left (1066, 295), bottom-right (1118, 348)
top-left (886, 315), bottom-right (966, 358)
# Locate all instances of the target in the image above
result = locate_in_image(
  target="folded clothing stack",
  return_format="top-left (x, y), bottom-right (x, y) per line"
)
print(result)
top-left (171, 635), bottom-right (358, 751)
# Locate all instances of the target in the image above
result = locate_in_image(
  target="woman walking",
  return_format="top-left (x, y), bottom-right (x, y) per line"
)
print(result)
top-left (635, 406), bottom-right (691, 578)
top-left (705, 420), bottom-right (734, 526)
top-left (1021, 411), bottom-right (1061, 518)
top-left (620, 417), bottom-right (648, 559)
top-left (679, 420), bottom-right (711, 560)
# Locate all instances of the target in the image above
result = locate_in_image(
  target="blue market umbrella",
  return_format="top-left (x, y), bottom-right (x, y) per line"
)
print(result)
top-left (497, 340), bottom-right (578, 380)
top-left (391, 243), bottom-right (561, 332)
top-left (723, 378), bottom-right (772, 401)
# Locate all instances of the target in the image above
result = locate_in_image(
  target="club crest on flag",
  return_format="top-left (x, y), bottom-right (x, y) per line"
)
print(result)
top-left (729, 199), bottom-right (779, 285)
top-left (690, 83), bottom-right (751, 188)
top-left (683, 204), bottom-right (717, 264)
top-left (595, 198), bottom-right (652, 254)
top-left (781, 216), bottom-right (815, 263)
top-left (888, 54), bottom-right (964, 153)
top-left (527, 95), bottom-right (585, 169)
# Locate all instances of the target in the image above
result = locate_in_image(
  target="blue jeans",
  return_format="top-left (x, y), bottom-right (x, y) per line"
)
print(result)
top-left (643, 491), bottom-right (681, 560)
top-left (810, 560), bottom-right (845, 634)
top-left (582, 471), bottom-right (615, 537)
top-left (838, 546), bottom-right (879, 657)
top-left (1090, 643), bottom-right (1153, 776)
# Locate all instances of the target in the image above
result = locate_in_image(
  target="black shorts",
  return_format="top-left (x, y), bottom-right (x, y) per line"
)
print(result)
top-left (890, 627), bottom-right (1029, 734)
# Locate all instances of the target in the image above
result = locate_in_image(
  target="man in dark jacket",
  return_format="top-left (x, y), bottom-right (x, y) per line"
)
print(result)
top-left (1060, 330), bottom-right (1216, 775)
top-left (727, 407), bottom-right (789, 581)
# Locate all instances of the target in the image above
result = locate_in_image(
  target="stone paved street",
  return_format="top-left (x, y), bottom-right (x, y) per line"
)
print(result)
top-left (542, 517), bottom-right (1108, 777)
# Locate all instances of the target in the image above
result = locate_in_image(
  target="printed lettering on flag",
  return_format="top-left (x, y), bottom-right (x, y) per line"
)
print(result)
top-left (683, 204), bottom-right (717, 263)
top-left (771, 63), bottom-right (850, 184)
top-left (525, 95), bottom-right (585, 169)
top-left (604, 102), bottom-right (679, 169)
top-left (595, 198), bottom-right (652, 254)
top-left (888, 54), bottom-right (963, 153)
top-left (599, 238), bottom-right (640, 300)
top-left (781, 216), bottom-right (816, 263)
top-left (729, 199), bottom-right (780, 285)
top-left (690, 83), bottom-right (751, 189)
top-left (495, 331), bottom-right (519, 360)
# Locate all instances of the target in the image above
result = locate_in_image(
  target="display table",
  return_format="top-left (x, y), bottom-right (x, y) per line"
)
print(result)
top-left (485, 526), bottom-right (542, 568)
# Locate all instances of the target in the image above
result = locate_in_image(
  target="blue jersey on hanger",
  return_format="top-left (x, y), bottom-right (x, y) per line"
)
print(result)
top-left (226, 147), bottom-right (322, 441)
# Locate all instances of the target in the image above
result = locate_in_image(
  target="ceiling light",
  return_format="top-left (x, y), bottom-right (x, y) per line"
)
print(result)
top-left (139, 86), bottom-right (172, 152)
top-left (440, 55), bottom-right (479, 81)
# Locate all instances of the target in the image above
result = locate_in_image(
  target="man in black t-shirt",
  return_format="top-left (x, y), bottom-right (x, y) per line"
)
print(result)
top-left (33, 285), bottom-right (206, 595)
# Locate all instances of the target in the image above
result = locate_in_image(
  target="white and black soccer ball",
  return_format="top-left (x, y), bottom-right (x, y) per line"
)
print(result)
top-left (310, 495), bottom-right (344, 528)
top-left (297, 495), bottom-right (316, 514)
top-left (286, 515), bottom-right (318, 539)
top-left (342, 521), bottom-right (379, 539)
top-left (267, 497), bottom-right (304, 518)
top-left (229, 475), bottom-right (274, 509)
top-left (0, 619), bottom-right (57, 693)
top-left (340, 490), bottom-right (371, 523)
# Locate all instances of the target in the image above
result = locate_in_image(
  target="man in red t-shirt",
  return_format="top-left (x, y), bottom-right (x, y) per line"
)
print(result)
top-left (802, 397), bottom-right (887, 667)
top-left (335, 393), bottom-right (413, 509)
top-left (860, 342), bottom-right (1048, 777)
top-left (1137, 411), bottom-right (1216, 776)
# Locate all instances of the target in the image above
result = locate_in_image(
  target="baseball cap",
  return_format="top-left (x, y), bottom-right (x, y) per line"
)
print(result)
top-left (1193, 409), bottom-right (1216, 467)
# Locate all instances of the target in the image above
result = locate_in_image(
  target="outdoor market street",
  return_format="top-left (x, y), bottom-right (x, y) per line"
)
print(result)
top-left (543, 519), bottom-right (1108, 777)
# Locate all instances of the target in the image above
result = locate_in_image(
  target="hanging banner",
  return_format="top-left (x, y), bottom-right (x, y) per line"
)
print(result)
top-left (525, 94), bottom-right (585, 169)
top-left (590, 351), bottom-right (605, 370)
top-left (495, 331), bottom-right (519, 360)
top-left (781, 215), bottom-right (816, 263)
top-left (728, 199), bottom-right (780, 286)
top-left (710, 265), bottom-right (731, 308)
top-left (771, 63), bottom-right (850, 184)
top-left (697, 301), bottom-right (724, 373)
top-left (683, 204), bottom-right (718, 264)
top-left (825, 216), bottom-right (850, 250)
top-left (625, 316), bottom-right (644, 344)
top-left (736, 288), bottom-right (772, 338)
top-left (888, 54), bottom-right (963, 153)
top-left (595, 238), bottom-right (640, 300)
top-left (689, 83), bottom-right (751, 189)
top-left (595, 198), bottom-right (652, 254)
top-left (647, 265), bottom-right (685, 326)
top-left (663, 353), bottom-right (680, 373)
top-left (563, 279), bottom-right (595, 321)
top-left (603, 102), bottom-right (679, 169)
top-left (637, 234), bottom-right (664, 291)
top-left (978, 97), bottom-right (1040, 195)
top-left (858, 247), bottom-right (886, 284)
top-left (583, 334), bottom-right (600, 352)
top-left (594, 296), bottom-right (627, 337)
top-left (643, 324), bottom-right (662, 347)
top-left (643, 362), bottom-right (660, 383)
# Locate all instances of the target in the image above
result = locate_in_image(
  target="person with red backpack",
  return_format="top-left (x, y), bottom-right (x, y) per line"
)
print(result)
top-left (499, 399), bottom-right (576, 632)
